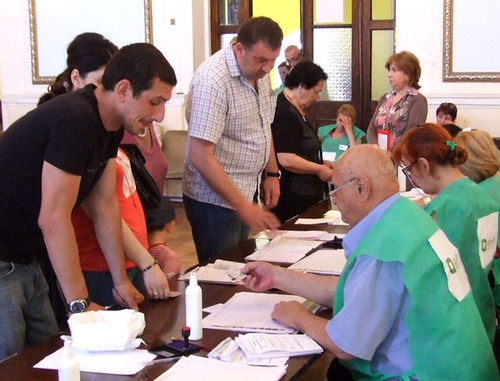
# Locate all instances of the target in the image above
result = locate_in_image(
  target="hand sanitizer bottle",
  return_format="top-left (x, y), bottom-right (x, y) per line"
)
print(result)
top-left (58, 340), bottom-right (80, 381)
top-left (185, 272), bottom-right (203, 340)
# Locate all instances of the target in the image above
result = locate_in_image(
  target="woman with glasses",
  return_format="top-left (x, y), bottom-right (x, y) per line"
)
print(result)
top-left (392, 123), bottom-right (498, 344)
top-left (367, 51), bottom-right (427, 151)
top-left (270, 61), bottom-right (333, 222)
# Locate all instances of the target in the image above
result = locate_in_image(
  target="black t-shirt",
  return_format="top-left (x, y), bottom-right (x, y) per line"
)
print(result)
top-left (0, 85), bottom-right (123, 263)
top-left (271, 92), bottom-right (324, 197)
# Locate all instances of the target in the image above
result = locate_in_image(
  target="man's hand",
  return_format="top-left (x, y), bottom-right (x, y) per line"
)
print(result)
top-left (262, 176), bottom-right (280, 209)
top-left (242, 261), bottom-right (278, 292)
top-left (112, 280), bottom-right (144, 310)
top-left (317, 164), bottom-right (333, 182)
top-left (272, 300), bottom-right (309, 329)
top-left (237, 202), bottom-right (280, 231)
top-left (143, 265), bottom-right (171, 300)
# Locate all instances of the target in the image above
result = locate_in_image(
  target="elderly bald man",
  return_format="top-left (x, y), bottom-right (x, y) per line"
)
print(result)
top-left (242, 145), bottom-right (497, 380)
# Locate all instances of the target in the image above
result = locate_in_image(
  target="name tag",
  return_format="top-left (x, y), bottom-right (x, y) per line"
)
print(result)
top-left (477, 212), bottom-right (498, 269)
top-left (428, 229), bottom-right (471, 302)
top-left (323, 151), bottom-right (336, 162)
top-left (339, 144), bottom-right (348, 151)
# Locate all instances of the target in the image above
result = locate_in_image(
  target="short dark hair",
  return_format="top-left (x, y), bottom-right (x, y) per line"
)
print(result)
top-left (284, 61), bottom-right (327, 89)
top-left (436, 102), bottom-right (458, 121)
top-left (101, 43), bottom-right (177, 97)
top-left (236, 17), bottom-right (283, 51)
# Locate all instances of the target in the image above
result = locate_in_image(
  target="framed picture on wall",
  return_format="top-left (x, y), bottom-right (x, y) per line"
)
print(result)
top-left (28, 0), bottom-right (152, 84)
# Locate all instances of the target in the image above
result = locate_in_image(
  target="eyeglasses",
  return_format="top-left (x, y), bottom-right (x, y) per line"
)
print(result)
top-left (286, 52), bottom-right (302, 64)
top-left (400, 162), bottom-right (420, 190)
top-left (329, 177), bottom-right (356, 198)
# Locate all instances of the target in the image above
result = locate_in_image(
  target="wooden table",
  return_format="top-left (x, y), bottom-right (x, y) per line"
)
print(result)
top-left (0, 199), bottom-right (342, 380)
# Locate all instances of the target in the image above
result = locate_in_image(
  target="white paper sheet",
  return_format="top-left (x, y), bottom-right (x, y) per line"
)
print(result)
top-left (179, 260), bottom-right (246, 285)
top-left (288, 249), bottom-right (347, 275)
top-left (153, 355), bottom-right (287, 381)
top-left (245, 236), bottom-right (321, 263)
top-left (33, 347), bottom-right (156, 375)
top-left (234, 333), bottom-right (323, 359)
top-left (202, 292), bottom-right (316, 334)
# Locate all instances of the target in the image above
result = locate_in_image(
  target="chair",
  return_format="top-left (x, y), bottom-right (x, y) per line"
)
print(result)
top-left (162, 130), bottom-right (188, 201)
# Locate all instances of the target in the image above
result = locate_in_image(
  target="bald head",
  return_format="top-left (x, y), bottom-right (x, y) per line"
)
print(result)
top-left (332, 145), bottom-right (399, 225)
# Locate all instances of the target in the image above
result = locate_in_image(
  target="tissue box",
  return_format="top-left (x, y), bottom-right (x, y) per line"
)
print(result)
top-left (68, 309), bottom-right (145, 351)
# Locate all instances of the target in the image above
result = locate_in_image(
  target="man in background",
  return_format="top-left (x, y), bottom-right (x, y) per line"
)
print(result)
top-left (183, 17), bottom-right (283, 262)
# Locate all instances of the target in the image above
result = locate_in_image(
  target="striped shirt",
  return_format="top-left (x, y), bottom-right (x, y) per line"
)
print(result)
top-left (183, 45), bottom-right (277, 209)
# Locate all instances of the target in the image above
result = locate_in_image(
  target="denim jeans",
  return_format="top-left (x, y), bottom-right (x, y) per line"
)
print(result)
top-left (183, 195), bottom-right (250, 263)
top-left (0, 261), bottom-right (58, 362)
top-left (83, 267), bottom-right (146, 307)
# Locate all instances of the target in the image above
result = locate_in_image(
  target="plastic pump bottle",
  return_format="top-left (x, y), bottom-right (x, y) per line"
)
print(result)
top-left (58, 340), bottom-right (80, 381)
top-left (185, 272), bottom-right (203, 340)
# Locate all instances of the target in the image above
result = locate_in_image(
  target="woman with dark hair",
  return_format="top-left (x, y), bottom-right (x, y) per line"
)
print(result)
top-left (392, 123), bottom-right (498, 344)
top-left (271, 61), bottom-right (332, 222)
top-left (38, 32), bottom-right (118, 105)
top-left (367, 51), bottom-right (428, 150)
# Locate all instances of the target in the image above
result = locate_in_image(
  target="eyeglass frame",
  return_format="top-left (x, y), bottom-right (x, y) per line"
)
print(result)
top-left (329, 177), bottom-right (356, 198)
top-left (400, 161), bottom-right (420, 190)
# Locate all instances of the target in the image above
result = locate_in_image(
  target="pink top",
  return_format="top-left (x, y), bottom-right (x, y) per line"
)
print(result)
top-left (121, 126), bottom-right (168, 193)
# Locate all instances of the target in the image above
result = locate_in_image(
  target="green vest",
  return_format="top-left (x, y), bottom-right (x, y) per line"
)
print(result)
top-left (334, 197), bottom-right (497, 380)
top-left (424, 177), bottom-right (498, 343)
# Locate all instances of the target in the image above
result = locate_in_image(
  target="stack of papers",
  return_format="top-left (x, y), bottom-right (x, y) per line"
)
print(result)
top-left (154, 355), bottom-right (287, 381)
top-left (245, 236), bottom-right (322, 263)
top-left (288, 249), bottom-right (347, 275)
top-left (178, 260), bottom-right (246, 285)
top-left (208, 337), bottom-right (287, 366)
top-left (203, 292), bottom-right (319, 334)
top-left (235, 333), bottom-right (323, 359)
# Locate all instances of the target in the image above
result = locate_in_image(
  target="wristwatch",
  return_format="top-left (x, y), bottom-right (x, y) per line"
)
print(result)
top-left (68, 297), bottom-right (91, 313)
top-left (266, 171), bottom-right (281, 179)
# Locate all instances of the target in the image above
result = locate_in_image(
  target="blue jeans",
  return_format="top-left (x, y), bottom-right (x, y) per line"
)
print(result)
top-left (83, 267), bottom-right (146, 306)
top-left (0, 261), bottom-right (59, 361)
top-left (183, 195), bottom-right (250, 263)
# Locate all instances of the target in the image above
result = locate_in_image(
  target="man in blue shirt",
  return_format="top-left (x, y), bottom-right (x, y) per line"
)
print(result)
top-left (243, 145), bottom-right (497, 380)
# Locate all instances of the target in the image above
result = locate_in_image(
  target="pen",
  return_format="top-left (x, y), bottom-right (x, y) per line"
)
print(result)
top-left (144, 356), bottom-right (182, 366)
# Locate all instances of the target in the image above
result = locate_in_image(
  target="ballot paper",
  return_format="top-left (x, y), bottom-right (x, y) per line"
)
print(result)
top-left (234, 333), bottom-right (323, 359)
top-left (208, 337), bottom-right (288, 366)
top-left (245, 236), bottom-right (322, 263)
top-left (253, 229), bottom-right (332, 241)
top-left (178, 260), bottom-right (246, 285)
top-left (288, 249), bottom-right (347, 275)
top-left (154, 355), bottom-right (287, 381)
top-left (202, 292), bottom-right (319, 334)
top-left (295, 210), bottom-right (348, 226)
top-left (34, 346), bottom-right (156, 375)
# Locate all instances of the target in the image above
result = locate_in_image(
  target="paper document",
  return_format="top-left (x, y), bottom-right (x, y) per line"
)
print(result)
top-left (208, 337), bottom-right (288, 366)
top-left (288, 249), bottom-right (347, 275)
top-left (245, 236), bottom-right (321, 263)
top-left (295, 217), bottom-right (335, 225)
top-left (203, 292), bottom-right (319, 334)
top-left (178, 260), bottom-right (246, 285)
top-left (34, 347), bottom-right (155, 375)
top-left (253, 229), bottom-right (332, 241)
top-left (153, 355), bottom-right (287, 381)
top-left (235, 333), bottom-right (323, 359)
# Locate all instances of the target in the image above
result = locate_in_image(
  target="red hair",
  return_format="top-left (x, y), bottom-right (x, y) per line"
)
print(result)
top-left (392, 123), bottom-right (467, 168)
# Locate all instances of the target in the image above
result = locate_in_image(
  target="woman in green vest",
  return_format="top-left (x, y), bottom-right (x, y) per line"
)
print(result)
top-left (393, 123), bottom-right (499, 343)
top-left (454, 129), bottom-right (500, 308)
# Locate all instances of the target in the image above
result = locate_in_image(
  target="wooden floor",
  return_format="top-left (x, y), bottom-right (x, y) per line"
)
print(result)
top-left (169, 201), bottom-right (198, 272)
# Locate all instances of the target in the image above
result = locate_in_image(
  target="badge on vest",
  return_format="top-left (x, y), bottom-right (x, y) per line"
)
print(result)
top-left (428, 229), bottom-right (471, 302)
top-left (477, 212), bottom-right (498, 269)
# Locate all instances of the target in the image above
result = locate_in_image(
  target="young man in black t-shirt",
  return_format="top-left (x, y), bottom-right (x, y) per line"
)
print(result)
top-left (0, 43), bottom-right (177, 361)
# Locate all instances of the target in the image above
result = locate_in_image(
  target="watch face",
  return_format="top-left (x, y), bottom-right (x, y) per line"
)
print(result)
top-left (69, 300), bottom-right (86, 313)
